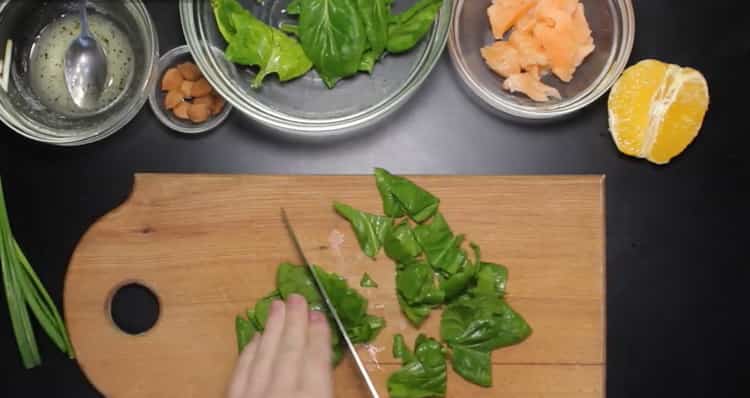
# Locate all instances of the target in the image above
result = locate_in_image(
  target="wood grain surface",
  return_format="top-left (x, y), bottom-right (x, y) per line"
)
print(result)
top-left (64, 174), bottom-right (605, 397)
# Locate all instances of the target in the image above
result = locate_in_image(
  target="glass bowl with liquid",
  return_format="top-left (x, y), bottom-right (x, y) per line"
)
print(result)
top-left (0, 0), bottom-right (158, 146)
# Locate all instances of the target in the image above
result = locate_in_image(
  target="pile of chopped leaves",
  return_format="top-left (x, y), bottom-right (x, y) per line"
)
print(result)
top-left (236, 168), bottom-right (531, 397)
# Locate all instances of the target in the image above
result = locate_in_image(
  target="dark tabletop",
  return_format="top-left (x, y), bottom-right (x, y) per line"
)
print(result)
top-left (1, 0), bottom-right (749, 397)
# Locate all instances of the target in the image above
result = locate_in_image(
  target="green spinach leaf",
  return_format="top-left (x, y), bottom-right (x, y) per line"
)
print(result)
top-left (386, 0), bottom-right (443, 53)
top-left (471, 262), bottom-right (508, 298)
top-left (384, 221), bottom-right (422, 263)
top-left (235, 314), bottom-right (257, 352)
top-left (413, 213), bottom-right (467, 275)
top-left (438, 261), bottom-right (475, 301)
top-left (298, 0), bottom-right (367, 88)
top-left (356, 0), bottom-right (390, 58)
top-left (374, 168), bottom-right (440, 222)
top-left (441, 296), bottom-right (531, 352)
top-left (334, 202), bottom-right (392, 258)
top-left (392, 334), bottom-right (414, 363)
top-left (359, 50), bottom-right (378, 73)
top-left (277, 263), bottom-right (323, 305)
top-left (315, 266), bottom-right (385, 343)
top-left (450, 345), bottom-right (492, 387)
top-left (211, 0), bottom-right (248, 42)
top-left (387, 334), bottom-right (447, 398)
top-left (224, 12), bottom-right (313, 88)
top-left (396, 260), bottom-right (444, 326)
top-left (286, 0), bottom-right (301, 14)
top-left (360, 272), bottom-right (379, 288)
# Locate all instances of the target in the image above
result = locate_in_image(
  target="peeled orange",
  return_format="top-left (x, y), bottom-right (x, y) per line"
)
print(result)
top-left (608, 59), bottom-right (710, 165)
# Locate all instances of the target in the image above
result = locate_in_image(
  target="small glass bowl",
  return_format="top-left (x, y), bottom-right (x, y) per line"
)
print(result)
top-left (0, 0), bottom-right (158, 145)
top-left (448, 0), bottom-right (635, 121)
top-left (180, 0), bottom-right (453, 137)
top-left (148, 45), bottom-right (232, 134)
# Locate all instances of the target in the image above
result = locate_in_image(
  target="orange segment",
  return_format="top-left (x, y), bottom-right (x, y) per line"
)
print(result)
top-left (608, 60), bottom-right (710, 164)
top-left (487, 0), bottom-right (537, 39)
top-left (481, 41), bottom-right (522, 78)
top-left (533, 23), bottom-right (577, 82)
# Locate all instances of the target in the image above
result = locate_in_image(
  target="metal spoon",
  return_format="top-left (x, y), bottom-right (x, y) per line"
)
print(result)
top-left (63, 0), bottom-right (107, 110)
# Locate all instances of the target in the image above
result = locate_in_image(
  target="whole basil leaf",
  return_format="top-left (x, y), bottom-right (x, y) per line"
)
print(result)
top-left (384, 221), bottom-right (422, 263)
top-left (413, 213), bottom-right (467, 275)
top-left (386, 0), bottom-right (443, 53)
top-left (356, 0), bottom-right (389, 58)
top-left (387, 334), bottom-right (447, 398)
top-left (441, 296), bottom-right (532, 352)
top-left (374, 168), bottom-right (440, 222)
top-left (224, 12), bottom-right (313, 88)
top-left (298, 0), bottom-right (367, 88)
top-left (471, 262), bottom-right (508, 298)
top-left (450, 345), bottom-right (492, 387)
top-left (360, 272), bottom-right (379, 288)
top-left (334, 202), bottom-right (392, 258)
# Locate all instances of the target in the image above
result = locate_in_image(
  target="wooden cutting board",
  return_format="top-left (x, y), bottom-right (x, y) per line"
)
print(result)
top-left (64, 174), bottom-right (605, 398)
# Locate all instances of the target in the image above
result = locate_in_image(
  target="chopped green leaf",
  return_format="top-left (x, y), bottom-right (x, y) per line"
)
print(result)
top-left (384, 221), bottom-right (422, 263)
top-left (441, 296), bottom-right (532, 352)
top-left (374, 168), bottom-right (440, 222)
top-left (392, 333), bottom-right (414, 363)
top-left (235, 314), bottom-right (257, 352)
top-left (396, 260), bottom-right (444, 326)
top-left (413, 213), bottom-right (467, 275)
top-left (334, 202), bottom-right (392, 258)
top-left (471, 262), bottom-right (508, 298)
top-left (450, 345), bottom-right (492, 387)
top-left (277, 263), bottom-right (323, 305)
top-left (387, 334), bottom-right (447, 398)
top-left (360, 272), bottom-right (379, 288)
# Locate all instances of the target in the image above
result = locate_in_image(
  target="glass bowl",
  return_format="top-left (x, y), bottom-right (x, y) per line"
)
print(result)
top-left (0, 0), bottom-right (158, 146)
top-left (148, 45), bottom-right (232, 134)
top-left (449, 0), bottom-right (635, 121)
top-left (180, 0), bottom-right (453, 137)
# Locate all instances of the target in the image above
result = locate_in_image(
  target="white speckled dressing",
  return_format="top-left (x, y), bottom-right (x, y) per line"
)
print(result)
top-left (29, 13), bottom-right (134, 116)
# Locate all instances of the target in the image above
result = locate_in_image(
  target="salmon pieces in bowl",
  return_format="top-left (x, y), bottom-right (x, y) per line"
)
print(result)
top-left (480, 0), bottom-right (595, 102)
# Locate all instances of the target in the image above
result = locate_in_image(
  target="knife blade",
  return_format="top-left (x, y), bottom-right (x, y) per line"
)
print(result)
top-left (281, 208), bottom-right (380, 398)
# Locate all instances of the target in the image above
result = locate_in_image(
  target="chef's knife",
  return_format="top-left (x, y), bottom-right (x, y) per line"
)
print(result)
top-left (281, 209), bottom-right (380, 398)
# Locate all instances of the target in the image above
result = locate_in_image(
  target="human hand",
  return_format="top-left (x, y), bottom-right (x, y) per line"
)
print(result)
top-left (227, 294), bottom-right (333, 398)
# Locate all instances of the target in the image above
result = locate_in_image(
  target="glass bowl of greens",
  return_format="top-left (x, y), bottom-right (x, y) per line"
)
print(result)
top-left (180, 0), bottom-right (452, 137)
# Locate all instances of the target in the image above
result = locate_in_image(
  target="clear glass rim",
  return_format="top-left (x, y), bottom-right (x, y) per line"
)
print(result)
top-left (179, 0), bottom-right (455, 137)
top-left (448, 0), bottom-right (635, 121)
top-left (0, 0), bottom-right (159, 146)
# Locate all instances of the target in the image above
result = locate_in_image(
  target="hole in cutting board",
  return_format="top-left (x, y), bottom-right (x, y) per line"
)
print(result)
top-left (109, 283), bottom-right (160, 335)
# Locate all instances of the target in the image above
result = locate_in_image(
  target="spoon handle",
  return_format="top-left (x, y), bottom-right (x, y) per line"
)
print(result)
top-left (79, 0), bottom-right (91, 36)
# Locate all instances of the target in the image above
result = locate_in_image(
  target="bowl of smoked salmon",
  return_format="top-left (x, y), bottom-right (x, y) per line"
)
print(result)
top-left (449, 0), bottom-right (634, 121)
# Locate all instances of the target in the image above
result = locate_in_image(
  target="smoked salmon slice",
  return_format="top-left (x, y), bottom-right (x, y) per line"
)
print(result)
top-left (482, 0), bottom-right (595, 102)
top-left (487, 0), bottom-right (537, 39)
top-left (481, 41), bottom-right (522, 78)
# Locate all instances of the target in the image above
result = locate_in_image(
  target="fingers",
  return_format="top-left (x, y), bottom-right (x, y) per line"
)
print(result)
top-left (301, 310), bottom-right (333, 398)
top-left (271, 294), bottom-right (309, 387)
top-left (226, 335), bottom-right (260, 398)
top-left (245, 299), bottom-right (286, 396)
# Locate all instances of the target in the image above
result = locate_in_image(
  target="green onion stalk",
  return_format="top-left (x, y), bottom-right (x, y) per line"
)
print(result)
top-left (0, 177), bottom-right (75, 368)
